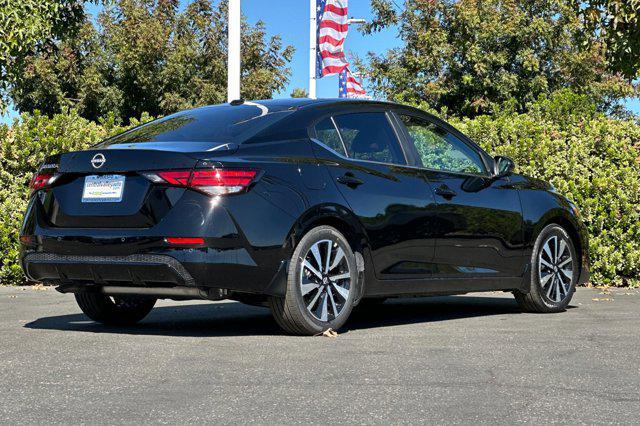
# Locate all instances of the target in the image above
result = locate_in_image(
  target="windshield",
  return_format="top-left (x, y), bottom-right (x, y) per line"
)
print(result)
top-left (96, 103), bottom-right (292, 148)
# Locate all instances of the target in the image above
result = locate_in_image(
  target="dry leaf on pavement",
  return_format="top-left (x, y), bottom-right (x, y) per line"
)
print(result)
top-left (315, 328), bottom-right (338, 338)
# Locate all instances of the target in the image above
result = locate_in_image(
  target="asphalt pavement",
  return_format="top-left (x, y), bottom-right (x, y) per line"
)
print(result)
top-left (1, 286), bottom-right (639, 424)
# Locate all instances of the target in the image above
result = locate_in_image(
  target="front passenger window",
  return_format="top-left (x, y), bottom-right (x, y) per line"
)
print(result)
top-left (399, 115), bottom-right (486, 175)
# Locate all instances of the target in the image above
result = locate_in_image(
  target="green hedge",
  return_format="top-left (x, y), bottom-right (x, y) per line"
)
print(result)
top-left (0, 110), bottom-right (150, 284)
top-left (451, 93), bottom-right (640, 287)
top-left (0, 96), bottom-right (638, 286)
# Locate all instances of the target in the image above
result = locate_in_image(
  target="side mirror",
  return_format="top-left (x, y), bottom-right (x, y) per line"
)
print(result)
top-left (493, 155), bottom-right (515, 178)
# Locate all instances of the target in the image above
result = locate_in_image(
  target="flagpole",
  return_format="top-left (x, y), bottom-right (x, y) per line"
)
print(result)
top-left (309, 0), bottom-right (317, 99)
top-left (227, 0), bottom-right (241, 102)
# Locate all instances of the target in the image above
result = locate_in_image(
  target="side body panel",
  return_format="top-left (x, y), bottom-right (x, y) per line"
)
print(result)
top-left (313, 149), bottom-right (440, 284)
top-left (419, 170), bottom-right (526, 279)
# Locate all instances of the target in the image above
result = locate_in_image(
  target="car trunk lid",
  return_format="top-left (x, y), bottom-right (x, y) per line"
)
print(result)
top-left (37, 147), bottom-right (232, 229)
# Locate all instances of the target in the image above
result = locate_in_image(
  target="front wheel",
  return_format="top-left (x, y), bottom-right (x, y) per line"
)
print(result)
top-left (75, 292), bottom-right (156, 325)
top-left (514, 224), bottom-right (578, 313)
top-left (269, 226), bottom-right (358, 335)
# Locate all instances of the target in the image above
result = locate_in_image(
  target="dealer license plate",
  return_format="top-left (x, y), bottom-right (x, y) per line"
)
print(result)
top-left (81, 175), bottom-right (125, 203)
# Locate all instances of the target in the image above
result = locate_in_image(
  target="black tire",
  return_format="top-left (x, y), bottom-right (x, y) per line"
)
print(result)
top-left (75, 292), bottom-right (156, 325)
top-left (514, 224), bottom-right (578, 313)
top-left (269, 225), bottom-right (358, 335)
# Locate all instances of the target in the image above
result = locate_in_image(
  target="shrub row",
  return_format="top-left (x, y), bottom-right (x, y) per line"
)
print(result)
top-left (451, 93), bottom-right (640, 286)
top-left (0, 110), bottom-right (150, 284)
top-left (0, 96), bottom-right (638, 286)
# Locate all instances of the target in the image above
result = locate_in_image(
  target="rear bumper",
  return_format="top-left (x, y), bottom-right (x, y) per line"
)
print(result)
top-left (20, 184), bottom-right (298, 295)
top-left (23, 253), bottom-right (195, 287)
top-left (21, 248), bottom-right (289, 297)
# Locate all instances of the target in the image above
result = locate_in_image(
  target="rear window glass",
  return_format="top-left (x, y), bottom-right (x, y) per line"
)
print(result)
top-left (96, 103), bottom-right (292, 147)
top-left (314, 118), bottom-right (347, 155)
top-left (333, 112), bottom-right (406, 165)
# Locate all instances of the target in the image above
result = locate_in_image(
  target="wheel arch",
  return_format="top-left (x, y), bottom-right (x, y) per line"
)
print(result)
top-left (286, 203), bottom-right (369, 253)
top-left (536, 215), bottom-right (584, 262)
top-left (284, 203), bottom-right (372, 302)
top-left (537, 213), bottom-right (584, 271)
top-left (520, 208), bottom-right (588, 293)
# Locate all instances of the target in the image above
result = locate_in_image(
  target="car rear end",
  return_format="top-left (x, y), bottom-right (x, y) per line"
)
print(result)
top-left (19, 102), bottom-right (307, 300)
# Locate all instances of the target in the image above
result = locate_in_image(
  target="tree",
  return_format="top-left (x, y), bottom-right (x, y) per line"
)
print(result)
top-left (359, 0), bottom-right (635, 117)
top-left (0, 0), bottom-right (85, 111)
top-left (290, 88), bottom-right (309, 98)
top-left (8, 0), bottom-right (294, 121)
top-left (582, 0), bottom-right (640, 79)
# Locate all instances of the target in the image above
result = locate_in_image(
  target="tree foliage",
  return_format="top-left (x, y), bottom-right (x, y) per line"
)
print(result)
top-left (8, 0), bottom-right (294, 121)
top-left (290, 87), bottom-right (309, 98)
top-left (360, 0), bottom-right (636, 117)
top-left (0, 0), bottom-right (85, 111)
top-left (582, 0), bottom-right (640, 79)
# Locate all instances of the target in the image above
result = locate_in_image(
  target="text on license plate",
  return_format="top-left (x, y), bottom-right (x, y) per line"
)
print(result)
top-left (82, 175), bottom-right (125, 203)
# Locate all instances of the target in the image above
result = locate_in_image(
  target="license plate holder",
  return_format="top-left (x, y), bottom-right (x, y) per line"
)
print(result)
top-left (82, 175), bottom-right (125, 203)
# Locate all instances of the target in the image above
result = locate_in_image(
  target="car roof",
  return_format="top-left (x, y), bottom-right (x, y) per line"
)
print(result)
top-left (215, 98), bottom-right (407, 112)
top-left (179, 98), bottom-right (427, 120)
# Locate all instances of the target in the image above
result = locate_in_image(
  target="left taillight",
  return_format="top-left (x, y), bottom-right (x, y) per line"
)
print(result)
top-left (144, 168), bottom-right (259, 196)
top-left (29, 172), bottom-right (55, 195)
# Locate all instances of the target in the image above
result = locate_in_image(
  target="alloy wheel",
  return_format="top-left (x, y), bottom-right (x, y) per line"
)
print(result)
top-left (299, 239), bottom-right (351, 322)
top-left (538, 235), bottom-right (574, 303)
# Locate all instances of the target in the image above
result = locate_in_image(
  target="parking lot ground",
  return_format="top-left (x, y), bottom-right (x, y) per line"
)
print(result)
top-left (1, 285), bottom-right (639, 424)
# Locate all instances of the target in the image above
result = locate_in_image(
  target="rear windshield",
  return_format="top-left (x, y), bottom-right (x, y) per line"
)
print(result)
top-left (96, 103), bottom-right (292, 148)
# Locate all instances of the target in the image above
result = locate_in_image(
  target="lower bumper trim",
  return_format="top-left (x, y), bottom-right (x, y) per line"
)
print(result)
top-left (23, 253), bottom-right (195, 287)
top-left (56, 284), bottom-right (227, 300)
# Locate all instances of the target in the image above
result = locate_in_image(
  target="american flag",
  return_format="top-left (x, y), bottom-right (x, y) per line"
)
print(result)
top-left (339, 67), bottom-right (367, 98)
top-left (316, 0), bottom-right (349, 78)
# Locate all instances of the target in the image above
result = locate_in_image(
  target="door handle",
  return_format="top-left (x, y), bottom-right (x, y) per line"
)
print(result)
top-left (337, 173), bottom-right (364, 188)
top-left (434, 185), bottom-right (457, 199)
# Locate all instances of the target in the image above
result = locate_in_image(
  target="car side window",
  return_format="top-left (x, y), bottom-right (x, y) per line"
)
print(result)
top-left (399, 114), bottom-right (486, 175)
top-left (314, 118), bottom-right (347, 156)
top-left (332, 113), bottom-right (406, 165)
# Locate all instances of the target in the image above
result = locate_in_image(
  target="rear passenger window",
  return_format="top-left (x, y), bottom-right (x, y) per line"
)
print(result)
top-left (333, 113), bottom-right (406, 165)
top-left (314, 118), bottom-right (346, 155)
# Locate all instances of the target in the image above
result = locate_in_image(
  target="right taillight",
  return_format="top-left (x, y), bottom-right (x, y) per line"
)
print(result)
top-left (29, 172), bottom-right (54, 195)
top-left (147, 168), bottom-right (258, 196)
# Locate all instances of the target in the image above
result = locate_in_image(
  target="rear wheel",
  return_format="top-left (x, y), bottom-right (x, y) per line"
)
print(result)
top-left (269, 226), bottom-right (357, 335)
top-left (75, 292), bottom-right (156, 325)
top-left (515, 224), bottom-right (578, 313)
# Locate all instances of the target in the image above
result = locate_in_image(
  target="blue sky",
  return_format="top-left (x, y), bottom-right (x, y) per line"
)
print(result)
top-left (1, 0), bottom-right (638, 123)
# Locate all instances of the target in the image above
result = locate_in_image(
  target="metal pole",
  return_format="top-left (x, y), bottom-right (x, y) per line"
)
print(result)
top-left (309, 0), bottom-right (317, 99)
top-left (228, 0), bottom-right (241, 102)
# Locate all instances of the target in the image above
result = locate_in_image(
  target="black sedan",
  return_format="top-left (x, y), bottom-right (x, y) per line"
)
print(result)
top-left (20, 99), bottom-right (589, 335)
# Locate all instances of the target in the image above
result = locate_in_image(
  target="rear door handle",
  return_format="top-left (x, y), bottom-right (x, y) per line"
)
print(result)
top-left (434, 185), bottom-right (457, 199)
top-left (337, 173), bottom-right (364, 188)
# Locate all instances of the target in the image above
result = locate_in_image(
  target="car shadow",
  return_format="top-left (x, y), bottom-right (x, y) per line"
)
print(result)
top-left (345, 295), bottom-right (523, 332)
top-left (24, 295), bottom-right (532, 337)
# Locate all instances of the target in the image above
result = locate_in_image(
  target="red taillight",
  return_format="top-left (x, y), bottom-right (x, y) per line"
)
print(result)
top-left (191, 170), bottom-right (256, 186)
top-left (29, 173), bottom-right (54, 194)
top-left (149, 169), bottom-right (258, 196)
top-left (157, 171), bottom-right (191, 186)
top-left (20, 235), bottom-right (34, 244)
top-left (165, 237), bottom-right (205, 246)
